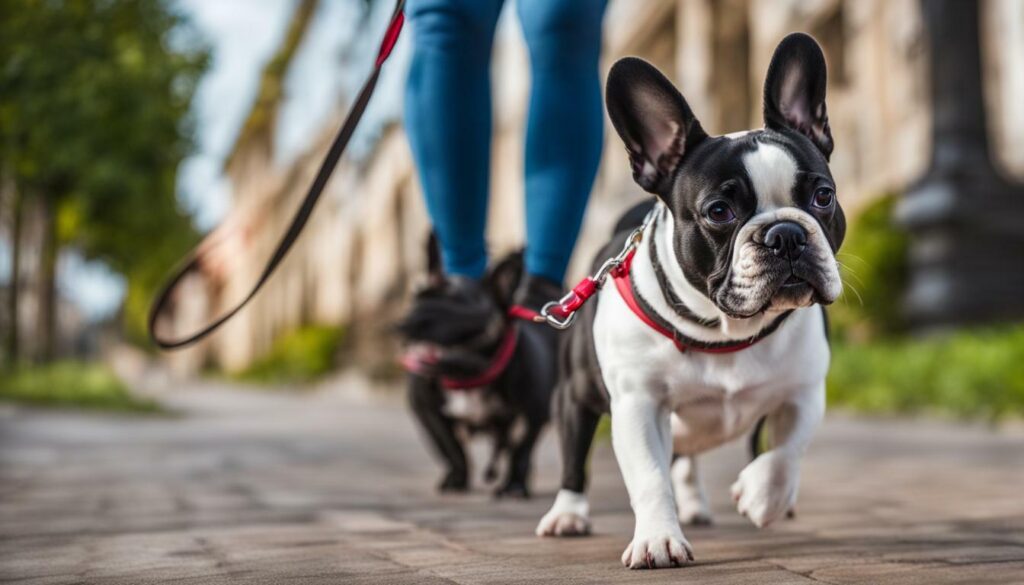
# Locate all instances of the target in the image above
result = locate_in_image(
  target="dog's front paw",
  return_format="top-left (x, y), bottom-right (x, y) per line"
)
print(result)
top-left (493, 480), bottom-right (529, 500)
top-left (674, 481), bottom-right (713, 526)
top-left (536, 489), bottom-right (590, 537)
top-left (437, 469), bottom-right (468, 493)
top-left (730, 451), bottom-right (798, 528)
top-left (621, 527), bottom-right (694, 569)
top-left (536, 511), bottom-right (590, 536)
top-left (677, 503), bottom-right (713, 527)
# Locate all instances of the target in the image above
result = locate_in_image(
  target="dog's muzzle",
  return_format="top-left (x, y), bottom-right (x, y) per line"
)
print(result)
top-left (719, 213), bottom-right (842, 317)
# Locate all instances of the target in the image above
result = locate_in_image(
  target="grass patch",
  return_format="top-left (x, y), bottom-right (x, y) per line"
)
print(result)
top-left (0, 361), bottom-right (158, 412)
top-left (829, 193), bottom-right (909, 342)
top-left (828, 326), bottom-right (1024, 421)
top-left (235, 325), bottom-right (345, 385)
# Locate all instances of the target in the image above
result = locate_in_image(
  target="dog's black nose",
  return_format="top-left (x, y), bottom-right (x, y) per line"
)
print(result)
top-left (763, 222), bottom-right (807, 260)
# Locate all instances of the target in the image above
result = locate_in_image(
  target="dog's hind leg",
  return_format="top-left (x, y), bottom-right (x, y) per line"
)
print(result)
top-left (670, 455), bottom-right (713, 526)
top-left (407, 375), bottom-right (469, 493)
top-left (494, 415), bottom-right (543, 499)
top-left (484, 420), bottom-right (510, 483)
top-left (536, 385), bottom-right (600, 536)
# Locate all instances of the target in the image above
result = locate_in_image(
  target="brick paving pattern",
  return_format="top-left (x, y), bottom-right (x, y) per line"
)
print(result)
top-left (2, 382), bottom-right (1023, 584)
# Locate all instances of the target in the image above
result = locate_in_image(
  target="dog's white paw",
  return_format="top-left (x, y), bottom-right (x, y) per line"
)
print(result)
top-left (537, 512), bottom-right (590, 536)
top-left (620, 527), bottom-right (694, 569)
top-left (730, 451), bottom-right (798, 528)
top-left (671, 457), bottom-right (713, 526)
top-left (676, 498), bottom-right (713, 526)
top-left (536, 489), bottom-right (591, 537)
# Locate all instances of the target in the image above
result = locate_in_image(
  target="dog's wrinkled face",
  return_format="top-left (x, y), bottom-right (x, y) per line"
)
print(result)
top-left (607, 33), bottom-right (846, 319)
top-left (395, 238), bottom-right (522, 378)
top-left (673, 131), bottom-right (844, 317)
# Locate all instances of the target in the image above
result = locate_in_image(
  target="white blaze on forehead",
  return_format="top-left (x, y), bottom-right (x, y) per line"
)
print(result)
top-left (742, 143), bottom-right (798, 210)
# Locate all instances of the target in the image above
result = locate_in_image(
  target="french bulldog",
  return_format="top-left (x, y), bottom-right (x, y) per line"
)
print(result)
top-left (535, 33), bottom-right (845, 569)
top-left (398, 237), bottom-right (556, 498)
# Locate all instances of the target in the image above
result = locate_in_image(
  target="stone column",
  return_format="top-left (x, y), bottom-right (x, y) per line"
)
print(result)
top-left (897, 0), bottom-right (1024, 328)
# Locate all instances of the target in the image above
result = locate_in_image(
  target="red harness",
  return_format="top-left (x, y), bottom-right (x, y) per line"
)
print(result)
top-left (609, 250), bottom-right (760, 354)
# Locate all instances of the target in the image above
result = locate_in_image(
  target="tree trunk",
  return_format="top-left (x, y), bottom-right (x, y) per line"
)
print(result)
top-left (4, 190), bottom-right (21, 368)
top-left (37, 195), bottom-right (58, 362)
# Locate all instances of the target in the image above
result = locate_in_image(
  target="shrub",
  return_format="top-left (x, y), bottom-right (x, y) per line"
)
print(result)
top-left (235, 325), bottom-right (345, 385)
top-left (0, 361), bottom-right (158, 412)
top-left (828, 326), bottom-right (1024, 421)
top-left (828, 193), bottom-right (909, 342)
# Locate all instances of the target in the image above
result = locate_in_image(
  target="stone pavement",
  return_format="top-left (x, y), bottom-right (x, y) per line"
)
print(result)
top-left (1, 378), bottom-right (1023, 584)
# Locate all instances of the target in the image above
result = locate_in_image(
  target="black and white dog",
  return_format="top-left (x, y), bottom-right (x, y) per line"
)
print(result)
top-left (398, 238), bottom-right (556, 498)
top-left (536, 34), bottom-right (846, 569)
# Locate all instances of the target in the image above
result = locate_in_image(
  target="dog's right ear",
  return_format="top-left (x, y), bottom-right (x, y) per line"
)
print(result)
top-left (426, 231), bottom-right (444, 287)
top-left (606, 57), bottom-right (707, 195)
top-left (763, 33), bottom-right (833, 159)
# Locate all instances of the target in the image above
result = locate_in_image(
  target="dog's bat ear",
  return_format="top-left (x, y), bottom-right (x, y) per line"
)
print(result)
top-left (606, 57), bottom-right (707, 195)
top-left (763, 33), bottom-right (833, 159)
top-left (426, 231), bottom-right (444, 286)
top-left (484, 250), bottom-right (524, 310)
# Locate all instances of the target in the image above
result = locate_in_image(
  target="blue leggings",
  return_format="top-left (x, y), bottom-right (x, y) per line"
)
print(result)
top-left (404, 0), bottom-right (606, 283)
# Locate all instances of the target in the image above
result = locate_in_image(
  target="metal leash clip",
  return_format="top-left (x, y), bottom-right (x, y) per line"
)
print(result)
top-left (538, 208), bottom-right (657, 330)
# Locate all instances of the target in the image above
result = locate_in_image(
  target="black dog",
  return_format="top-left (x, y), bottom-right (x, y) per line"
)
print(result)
top-left (397, 237), bottom-right (556, 498)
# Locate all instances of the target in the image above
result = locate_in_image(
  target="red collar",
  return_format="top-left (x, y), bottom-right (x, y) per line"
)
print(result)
top-left (611, 250), bottom-right (764, 354)
top-left (400, 306), bottom-right (538, 390)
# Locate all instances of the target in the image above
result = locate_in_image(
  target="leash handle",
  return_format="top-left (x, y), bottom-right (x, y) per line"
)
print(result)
top-left (148, 0), bottom-right (405, 350)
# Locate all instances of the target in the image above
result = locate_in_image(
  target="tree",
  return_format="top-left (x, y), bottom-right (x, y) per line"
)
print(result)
top-left (0, 0), bottom-right (208, 362)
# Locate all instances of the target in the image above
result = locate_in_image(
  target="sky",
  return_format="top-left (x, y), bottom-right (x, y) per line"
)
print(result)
top-left (36, 0), bottom-right (414, 322)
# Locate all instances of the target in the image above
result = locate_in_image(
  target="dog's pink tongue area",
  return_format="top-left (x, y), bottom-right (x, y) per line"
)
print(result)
top-left (409, 344), bottom-right (441, 364)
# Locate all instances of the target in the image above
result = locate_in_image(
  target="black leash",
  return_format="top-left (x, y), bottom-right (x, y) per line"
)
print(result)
top-left (148, 0), bottom-right (406, 350)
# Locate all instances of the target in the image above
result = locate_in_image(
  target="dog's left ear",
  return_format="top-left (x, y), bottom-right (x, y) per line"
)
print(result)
top-left (607, 57), bottom-right (707, 195)
top-left (763, 33), bottom-right (834, 159)
top-left (485, 250), bottom-right (524, 310)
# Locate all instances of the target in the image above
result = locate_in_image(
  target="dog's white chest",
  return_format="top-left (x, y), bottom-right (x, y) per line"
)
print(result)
top-left (442, 389), bottom-right (503, 426)
top-left (666, 379), bottom-right (778, 454)
top-left (593, 286), bottom-right (829, 454)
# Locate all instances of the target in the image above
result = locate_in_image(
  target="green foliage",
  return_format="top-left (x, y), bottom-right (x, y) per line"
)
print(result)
top-left (0, 361), bottom-right (159, 412)
top-left (236, 326), bottom-right (346, 385)
top-left (828, 193), bottom-right (909, 342)
top-left (0, 0), bottom-right (209, 340)
top-left (822, 195), bottom-right (1024, 420)
top-left (828, 326), bottom-right (1024, 421)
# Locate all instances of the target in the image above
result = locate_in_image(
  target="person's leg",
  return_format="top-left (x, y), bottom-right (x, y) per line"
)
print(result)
top-left (404, 0), bottom-right (505, 279)
top-left (517, 0), bottom-right (607, 284)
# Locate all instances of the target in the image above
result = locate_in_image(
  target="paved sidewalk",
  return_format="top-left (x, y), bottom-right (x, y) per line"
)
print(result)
top-left (1, 379), bottom-right (1023, 584)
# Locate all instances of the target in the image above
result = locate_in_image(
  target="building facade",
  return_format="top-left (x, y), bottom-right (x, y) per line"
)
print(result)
top-left (165, 0), bottom-right (1024, 373)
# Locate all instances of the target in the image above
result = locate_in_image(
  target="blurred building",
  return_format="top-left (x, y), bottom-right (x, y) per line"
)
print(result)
top-left (165, 0), bottom-right (1024, 374)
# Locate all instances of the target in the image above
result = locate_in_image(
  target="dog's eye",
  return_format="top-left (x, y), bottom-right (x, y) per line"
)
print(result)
top-left (812, 187), bottom-right (835, 209)
top-left (705, 201), bottom-right (736, 224)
